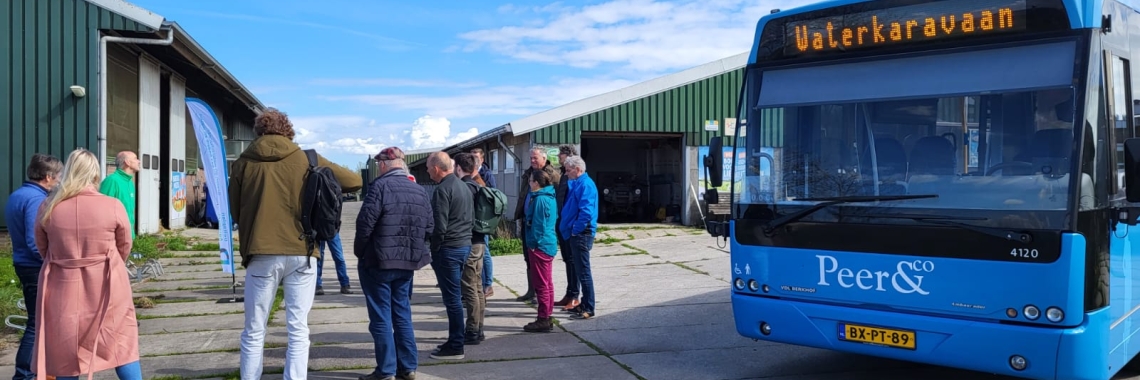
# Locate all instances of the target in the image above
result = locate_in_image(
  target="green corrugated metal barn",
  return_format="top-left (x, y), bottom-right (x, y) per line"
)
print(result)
top-left (1, 0), bottom-right (263, 232)
top-left (407, 53), bottom-right (751, 226)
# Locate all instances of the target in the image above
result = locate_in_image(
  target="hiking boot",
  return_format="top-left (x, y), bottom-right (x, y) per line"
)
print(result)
top-left (515, 289), bottom-right (534, 302)
top-left (396, 372), bottom-right (416, 380)
top-left (429, 346), bottom-right (464, 360)
top-left (523, 317), bottom-right (554, 333)
top-left (315, 287), bottom-right (325, 296)
top-left (340, 285), bottom-right (354, 294)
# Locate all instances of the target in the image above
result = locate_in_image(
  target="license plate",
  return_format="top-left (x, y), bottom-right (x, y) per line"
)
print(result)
top-left (838, 323), bottom-right (916, 350)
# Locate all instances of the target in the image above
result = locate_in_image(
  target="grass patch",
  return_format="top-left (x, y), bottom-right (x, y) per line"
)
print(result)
top-left (0, 248), bottom-right (25, 339)
top-left (489, 238), bottom-right (522, 256)
top-left (595, 237), bottom-right (623, 244)
top-left (619, 243), bottom-right (648, 254)
top-left (191, 242), bottom-right (220, 251)
top-left (672, 262), bottom-right (709, 275)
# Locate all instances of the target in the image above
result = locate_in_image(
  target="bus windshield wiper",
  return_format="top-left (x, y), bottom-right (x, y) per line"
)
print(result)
top-left (762, 194), bottom-right (938, 235)
top-left (860, 213), bottom-right (1032, 243)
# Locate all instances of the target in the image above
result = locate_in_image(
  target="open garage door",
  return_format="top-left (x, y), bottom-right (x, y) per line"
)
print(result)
top-left (580, 133), bottom-right (684, 224)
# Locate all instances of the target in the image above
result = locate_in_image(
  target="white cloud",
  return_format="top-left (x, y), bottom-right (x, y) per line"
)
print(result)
top-left (308, 78), bottom-right (484, 88)
top-left (291, 115), bottom-right (405, 156)
top-left (289, 114), bottom-right (483, 155)
top-left (322, 76), bottom-right (639, 119)
top-left (460, 0), bottom-right (815, 72)
top-left (409, 115), bottom-right (480, 149)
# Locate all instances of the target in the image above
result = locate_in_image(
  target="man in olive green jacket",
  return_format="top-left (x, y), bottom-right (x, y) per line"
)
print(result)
top-left (229, 108), bottom-right (362, 380)
top-left (99, 150), bottom-right (140, 238)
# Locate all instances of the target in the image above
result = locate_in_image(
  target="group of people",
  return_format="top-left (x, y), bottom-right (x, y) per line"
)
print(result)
top-left (3, 106), bottom-right (600, 380)
top-left (5, 147), bottom-right (148, 380)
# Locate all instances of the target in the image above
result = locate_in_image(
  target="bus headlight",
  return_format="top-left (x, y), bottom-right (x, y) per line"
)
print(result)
top-left (734, 278), bottom-right (745, 290)
top-left (1023, 305), bottom-right (1040, 320)
top-left (1046, 307), bottom-right (1064, 323)
top-left (748, 280), bottom-right (759, 292)
top-left (635, 189), bottom-right (641, 195)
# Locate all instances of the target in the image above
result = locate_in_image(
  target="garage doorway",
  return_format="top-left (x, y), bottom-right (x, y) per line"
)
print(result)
top-left (580, 133), bottom-right (684, 224)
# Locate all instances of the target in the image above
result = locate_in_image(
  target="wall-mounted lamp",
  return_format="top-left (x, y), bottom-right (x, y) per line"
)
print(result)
top-left (70, 85), bottom-right (86, 98)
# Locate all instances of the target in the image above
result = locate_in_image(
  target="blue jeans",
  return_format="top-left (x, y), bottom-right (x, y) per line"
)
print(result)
top-left (432, 245), bottom-right (470, 351)
top-left (482, 235), bottom-right (493, 288)
top-left (570, 233), bottom-right (596, 314)
top-left (13, 265), bottom-right (39, 380)
top-left (559, 236), bottom-right (580, 298)
top-left (318, 235), bottom-right (350, 288)
top-left (55, 360), bottom-right (141, 380)
top-left (359, 266), bottom-right (417, 377)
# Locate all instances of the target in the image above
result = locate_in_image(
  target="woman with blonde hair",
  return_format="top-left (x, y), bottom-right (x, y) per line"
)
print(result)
top-left (33, 148), bottom-right (141, 380)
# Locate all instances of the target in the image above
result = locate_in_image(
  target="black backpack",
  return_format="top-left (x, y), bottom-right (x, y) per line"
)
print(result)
top-left (300, 149), bottom-right (343, 242)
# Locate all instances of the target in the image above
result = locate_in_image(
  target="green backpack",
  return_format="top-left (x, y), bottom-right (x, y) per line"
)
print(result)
top-left (473, 186), bottom-right (507, 234)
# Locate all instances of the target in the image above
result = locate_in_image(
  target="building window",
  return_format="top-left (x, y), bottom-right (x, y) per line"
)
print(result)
top-left (504, 148), bottom-right (516, 173)
top-left (490, 150), bottom-right (500, 172)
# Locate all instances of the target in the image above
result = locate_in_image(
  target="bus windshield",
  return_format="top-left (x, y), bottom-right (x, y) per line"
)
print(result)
top-left (733, 43), bottom-right (1087, 231)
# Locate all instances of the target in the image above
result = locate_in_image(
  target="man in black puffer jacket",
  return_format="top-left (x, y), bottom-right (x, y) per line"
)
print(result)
top-left (354, 146), bottom-right (433, 380)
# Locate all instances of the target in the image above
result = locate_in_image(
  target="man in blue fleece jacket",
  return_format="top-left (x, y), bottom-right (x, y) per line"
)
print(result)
top-left (4, 153), bottom-right (61, 380)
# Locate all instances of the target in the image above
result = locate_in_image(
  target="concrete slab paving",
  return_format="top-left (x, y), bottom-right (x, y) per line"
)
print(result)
top-left (558, 302), bottom-right (736, 332)
top-left (136, 299), bottom-right (245, 318)
top-left (264, 356), bottom-right (638, 380)
top-left (137, 312), bottom-right (248, 335)
top-left (574, 322), bottom-right (758, 355)
top-left (613, 345), bottom-right (920, 380)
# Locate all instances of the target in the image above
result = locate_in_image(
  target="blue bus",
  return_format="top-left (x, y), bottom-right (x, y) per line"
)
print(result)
top-left (703, 0), bottom-right (1140, 378)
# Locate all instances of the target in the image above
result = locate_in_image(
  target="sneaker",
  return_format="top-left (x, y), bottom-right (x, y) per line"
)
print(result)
top-left (315, 287), bottom-right (325, 296)
top-left (396, 372), bottom-right (416, 380)
top-left (523, 317), bottom-right (554, 333)
top-left (358, 373), bottom-right (394, 380)
top-left (340, 285), bottom-right (354, 294)
top-left (429, 346), bottom-right (464, 360)
top-left (570, 311), bottom-right (594, 320)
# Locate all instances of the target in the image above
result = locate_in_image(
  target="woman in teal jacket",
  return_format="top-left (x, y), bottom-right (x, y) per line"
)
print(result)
top-left (523, 169), bottom-right (558, 333)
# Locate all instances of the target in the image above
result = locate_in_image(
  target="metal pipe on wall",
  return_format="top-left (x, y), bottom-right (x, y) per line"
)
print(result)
top-left (99, 26), bottom-right (174, 176)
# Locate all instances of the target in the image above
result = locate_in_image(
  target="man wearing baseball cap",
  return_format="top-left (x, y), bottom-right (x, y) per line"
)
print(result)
top-left (355, 146), bottom-right (434, 380)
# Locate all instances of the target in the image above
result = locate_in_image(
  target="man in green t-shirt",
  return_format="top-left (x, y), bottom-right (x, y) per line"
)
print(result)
top-left (100, 150), bottom-right (140, 238)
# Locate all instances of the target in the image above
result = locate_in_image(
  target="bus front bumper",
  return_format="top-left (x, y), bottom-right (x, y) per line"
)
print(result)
top-left (732, 293), bottom-right (1110, 380)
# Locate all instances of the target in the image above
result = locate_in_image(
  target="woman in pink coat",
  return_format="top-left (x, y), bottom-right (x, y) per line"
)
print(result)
top-left (33, 148), bottom-right (141, 380)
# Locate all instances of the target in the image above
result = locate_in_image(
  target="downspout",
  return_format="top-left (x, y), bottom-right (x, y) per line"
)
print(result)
top-left (497, 133), bottom-right (522, 166)
top-left (99, 26), bottom-right (175, 176)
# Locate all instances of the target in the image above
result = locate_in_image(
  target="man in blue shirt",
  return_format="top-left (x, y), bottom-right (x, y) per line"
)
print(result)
top-left (558, 156), bottom-right (598, 320)
top-left (4, 153), bottom-right (62, 380)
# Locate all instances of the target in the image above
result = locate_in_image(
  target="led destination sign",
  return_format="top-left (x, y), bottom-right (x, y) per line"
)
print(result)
top-left (784, 0), bottom-right (1030, 56)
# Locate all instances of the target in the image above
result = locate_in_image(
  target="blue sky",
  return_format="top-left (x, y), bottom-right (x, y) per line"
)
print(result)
top-left (130, 0), bottom-right (811, 167)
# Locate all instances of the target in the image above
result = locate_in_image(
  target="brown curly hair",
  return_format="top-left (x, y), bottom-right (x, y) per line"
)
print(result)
top-left (254, 108), bottom-right (295, 139)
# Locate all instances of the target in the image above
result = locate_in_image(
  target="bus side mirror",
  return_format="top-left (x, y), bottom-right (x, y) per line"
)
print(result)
top-left (706, 137), bottom-right (725, 188)
top-left (1125, 138), bottom-right (1140, 203)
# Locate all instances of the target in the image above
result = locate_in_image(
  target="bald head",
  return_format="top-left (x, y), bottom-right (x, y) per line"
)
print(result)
top-left (427, 151), bottom-right (454, 182)
top-left (116, 150), bottom-right (140, 174)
